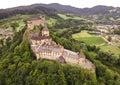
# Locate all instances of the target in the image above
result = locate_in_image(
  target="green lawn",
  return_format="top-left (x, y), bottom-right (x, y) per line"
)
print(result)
top-left (100, 45), bottom-right (120, 55)
top-left (72, 30), bottom-right (106, 45)
top-left (72, 30), bottom-right (92, 38)
top-left (58, 14), bottom-right (70, 19)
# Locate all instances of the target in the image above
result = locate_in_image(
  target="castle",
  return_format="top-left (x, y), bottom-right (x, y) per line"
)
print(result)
top-left (27, 16), bottom-right (95, 69)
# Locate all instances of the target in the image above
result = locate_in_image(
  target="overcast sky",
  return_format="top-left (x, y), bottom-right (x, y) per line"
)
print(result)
top-left (0, 0), bottom-right (120, 9)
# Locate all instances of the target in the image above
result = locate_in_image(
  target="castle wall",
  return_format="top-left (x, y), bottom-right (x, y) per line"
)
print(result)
top-left (27, 17), bottom-right (45, 30)
top-left (31, 40), bottom-right (37, 45)
top-left (42, 31), bottom-right (49, 36)
top-left (31, 39), bottom-right (52, 46)
top-left (41, 39), bottom-right (52, 45)
top-left (63, 49), bottom-right (79, 64)
top-left (78, 58), bottom-right (86, 64)
top-left (36, 51), bottom-right (62, 60)
top-left (64, 56), bottom-right (78, 64)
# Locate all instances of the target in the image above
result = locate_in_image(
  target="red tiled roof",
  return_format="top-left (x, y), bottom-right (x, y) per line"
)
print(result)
top-left (42, 27), bottom-right (49, 31)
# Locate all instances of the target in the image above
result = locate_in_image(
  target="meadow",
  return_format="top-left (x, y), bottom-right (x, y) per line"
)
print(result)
top-left (58, 14), bottom-right (85, 20)
top-left (72, 30), bottom-right (105, 45)
top-left (46, 18), bottom-right (57, 26)
top-left (100, 45), bottom-right (120, 55)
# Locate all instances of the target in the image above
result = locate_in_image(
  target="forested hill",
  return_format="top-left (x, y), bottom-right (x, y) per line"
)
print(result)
top-left (0, 3), bottom-right (120, 20)
top-left (39, 3), bottom-right (116, 15)
top-left (0, 5), bottom-right (57, 20)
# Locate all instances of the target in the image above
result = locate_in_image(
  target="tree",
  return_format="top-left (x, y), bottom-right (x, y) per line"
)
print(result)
top-left (107, 36), bottom-right (112, 42)
top-left (10, 22), bottom-right (19, 31)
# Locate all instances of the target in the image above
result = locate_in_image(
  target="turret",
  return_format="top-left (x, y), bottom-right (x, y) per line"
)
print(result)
top-left (78, 51), bottom-right (86, 58)
top-left (78, 51), bottom-right (86, 64)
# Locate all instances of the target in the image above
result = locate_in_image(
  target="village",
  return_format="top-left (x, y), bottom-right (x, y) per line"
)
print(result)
top-left (93, 24), bottom-right (120, 46)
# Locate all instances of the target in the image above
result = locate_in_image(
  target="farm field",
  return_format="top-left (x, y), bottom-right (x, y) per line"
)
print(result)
top-left (46, 18), bottom-right (57, 26)
top-left (100, 45), bottom-right (120, 55)
top-left (72, 30), bottom-right (120, 55)
top-left (72, 30), bottom-right (105, 45)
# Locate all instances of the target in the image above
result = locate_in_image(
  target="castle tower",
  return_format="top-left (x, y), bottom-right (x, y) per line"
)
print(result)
top-left (42, 26), bottom-right (49, 36)
top-left (78, 51), bottom-right (86, 64)
top-left (27, 16), bottom-right (46, 30)
top-left (40, 16), bottom-right (45, 26)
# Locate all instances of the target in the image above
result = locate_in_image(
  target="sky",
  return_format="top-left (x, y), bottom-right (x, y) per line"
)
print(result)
top-left (0, 0), bottom-right (120, 9)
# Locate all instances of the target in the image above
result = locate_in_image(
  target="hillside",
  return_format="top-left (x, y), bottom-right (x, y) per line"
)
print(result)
top-left (39, 3), bottom-right (115, 15)
top-left (1, 3), bottom-right (120, 15)
top-left (0, 3), bottom-right (120, 23)
top-left (38, 3), bottom-right (120, 24)
top-left (0, 5), bottom-right (57, 20)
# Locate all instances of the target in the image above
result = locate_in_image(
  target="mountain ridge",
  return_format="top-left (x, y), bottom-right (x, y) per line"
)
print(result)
top-left (0, 3), bottom-right (120, 20)
top-left (0, 3), bottom-right (119, 14)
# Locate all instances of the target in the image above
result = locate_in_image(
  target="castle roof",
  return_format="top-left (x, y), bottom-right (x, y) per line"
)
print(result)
top-left (42, 26), bottom-right (49, 31)
top-left (63, 49), bottom-right (79, 59)
top-left (31, 36), bottom-right (51, 40)
top-left (27, 16), bottom-right (45, 21)
top-left (36, 46), bottom-right (63, 53)
top-left (27, 17), bottom-right (41, 21)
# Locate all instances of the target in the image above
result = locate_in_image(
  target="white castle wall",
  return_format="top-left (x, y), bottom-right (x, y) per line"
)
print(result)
top-left (42, 31), bottom-right (49, 36)
top-left (36, 52), bottom-right (62, 60)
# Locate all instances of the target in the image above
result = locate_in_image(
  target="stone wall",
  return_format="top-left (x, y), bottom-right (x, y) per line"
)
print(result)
top-left (42, 31), bottom-right (49, 36)
top-left (36, 52), bottom-right (62, 60)
top-left (27, 16), bottom-right (45, 30)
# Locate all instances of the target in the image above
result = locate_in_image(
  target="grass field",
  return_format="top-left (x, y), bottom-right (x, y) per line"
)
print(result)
top-left (72, 30), bottom-right (92, 38)
top-left (0, 14), bottom-right (40, 32)
top-left (100, 45), bottom-right (120, 55)
top-left (0, 14), bottom-right (29, 29)
top-left (58, 14), bottom-right (85, 20)
top-left (72, 30), bottom-right (106, 45)
top-left (46, 18), bottom-right (57, 26)
top-left (76, 37), bottom-right (105, 45)
top-left (58, 14), bottom-right (70, 19)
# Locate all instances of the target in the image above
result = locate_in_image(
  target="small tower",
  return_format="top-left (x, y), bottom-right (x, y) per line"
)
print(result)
top-left (78, 51), bottom-right (86, 58)
top-left (57, 55), bottom-right (66, 64)
top-left (78, 51), bottom-right (86, 64)
top-left (42, 26), bottom-right (49, 36)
